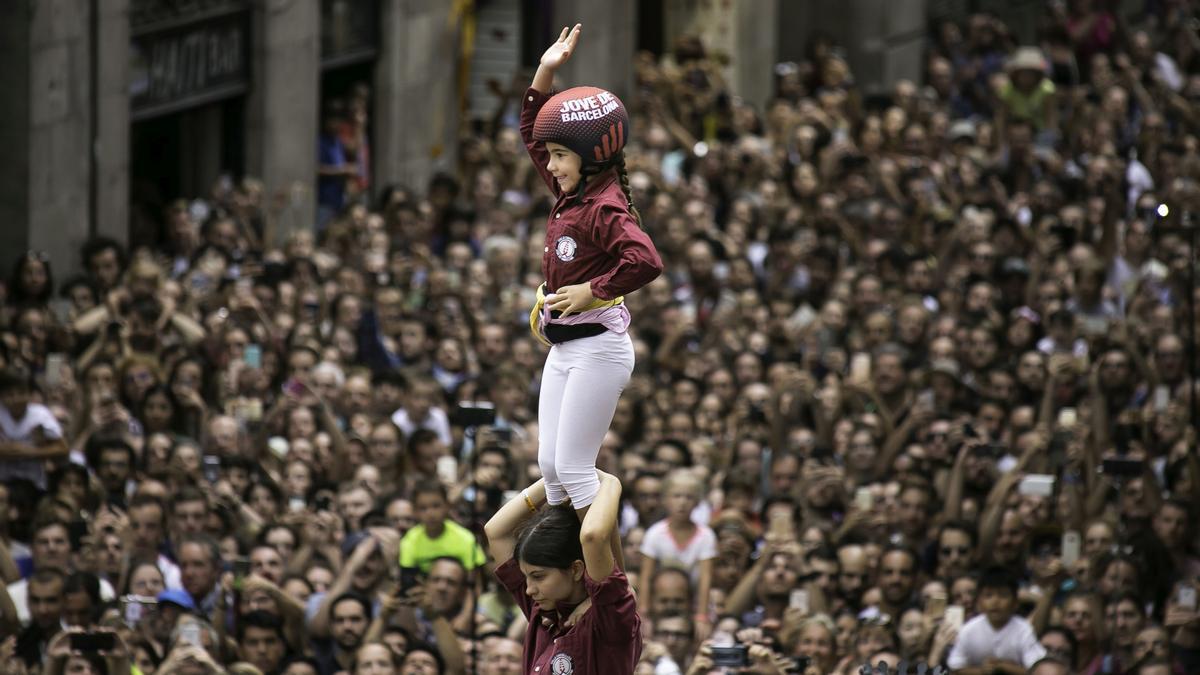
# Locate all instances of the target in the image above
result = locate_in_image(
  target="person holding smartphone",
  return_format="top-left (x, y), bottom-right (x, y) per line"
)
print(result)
top-left (43, 628), bottom-right (132, 675)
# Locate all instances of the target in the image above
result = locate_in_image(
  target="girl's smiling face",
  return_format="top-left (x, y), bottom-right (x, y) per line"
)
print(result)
top-left (545, 142), bottom-right (583, 193)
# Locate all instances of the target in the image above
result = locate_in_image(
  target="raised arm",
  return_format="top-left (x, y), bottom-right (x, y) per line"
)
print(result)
top-left (521, 24), bottom-right (581, 194)
top-left (579, 471), bottom-right (622, 581)
top-left (483, 479), bottom-right (545, 571)
top-left (310, 535), bottom-right (380, 638)
top-left (531, 24), bottom-right (579, 94)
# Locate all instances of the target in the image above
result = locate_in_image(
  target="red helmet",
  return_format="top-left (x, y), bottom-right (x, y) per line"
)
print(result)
top-left (533, 86), bottom-right (630, 174)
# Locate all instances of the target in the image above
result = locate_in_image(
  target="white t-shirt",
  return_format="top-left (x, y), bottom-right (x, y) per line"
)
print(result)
top-left (947, 614), bottom-right (1047, 670)
top-left (159, 554), bottom-right (183, 590)
top-left (639, 519), bottom-right (717, 584)
top-left (0, 402), bottom-right (64, 490)
top-left (391, 406), bottom-right (453, 447)
top-left (8, 576), bottom-right (115, 626)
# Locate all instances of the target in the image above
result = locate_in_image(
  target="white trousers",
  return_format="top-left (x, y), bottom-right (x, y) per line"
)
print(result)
top-left (538, 329), bottom-right (634, 508)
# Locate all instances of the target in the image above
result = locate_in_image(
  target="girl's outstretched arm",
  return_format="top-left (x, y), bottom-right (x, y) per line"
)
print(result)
top-left (579, 470), bottom-right (622, 581)
top-left (484, 479), bottom-right (546, 571)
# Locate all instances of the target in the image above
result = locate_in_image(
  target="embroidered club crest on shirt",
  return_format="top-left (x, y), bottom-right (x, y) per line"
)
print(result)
top-left (555, 236), bottom-right (577, 262)
top-left (550, 653), bottom-right (574, 675)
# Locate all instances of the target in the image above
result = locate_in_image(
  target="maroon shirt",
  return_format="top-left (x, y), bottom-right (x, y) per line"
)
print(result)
top-left (495, 557), bottom-right (642, 675)
top-left (521, 88), bottom-right (663, 301)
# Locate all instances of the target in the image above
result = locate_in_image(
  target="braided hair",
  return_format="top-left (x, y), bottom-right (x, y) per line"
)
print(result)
top-left (613, 152), bottom-right (643, 228)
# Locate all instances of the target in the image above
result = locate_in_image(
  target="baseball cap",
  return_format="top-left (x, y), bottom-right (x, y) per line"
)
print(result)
top-left (157, 589), bottom-right (197, 612)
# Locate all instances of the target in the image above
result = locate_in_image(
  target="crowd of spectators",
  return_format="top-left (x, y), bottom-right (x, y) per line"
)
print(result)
top-left (1, 1), bottom-right (1200, 674)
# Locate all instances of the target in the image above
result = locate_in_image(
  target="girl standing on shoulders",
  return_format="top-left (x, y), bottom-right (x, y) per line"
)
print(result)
top-left (522, 23), bottom-right (663, 515)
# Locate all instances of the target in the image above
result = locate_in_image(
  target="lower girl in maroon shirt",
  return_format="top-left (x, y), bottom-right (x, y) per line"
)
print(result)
top-left (484, 474), bottom-right (641, 675)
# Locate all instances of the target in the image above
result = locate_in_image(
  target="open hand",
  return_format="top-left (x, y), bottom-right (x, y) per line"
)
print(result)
top-left (541, 24), bottom-right (581, 70)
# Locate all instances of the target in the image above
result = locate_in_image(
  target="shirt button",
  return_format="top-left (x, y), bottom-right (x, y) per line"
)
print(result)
top-left (528, 96), bottom-right (534, 101)
top-left (544, 247), bottom-right (549, 252)
top-left (555, 213), bottom-right (560, 218)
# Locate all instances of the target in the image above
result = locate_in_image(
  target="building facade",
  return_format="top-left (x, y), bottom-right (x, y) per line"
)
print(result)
top-left (1, 0), bottom-right (936, 280)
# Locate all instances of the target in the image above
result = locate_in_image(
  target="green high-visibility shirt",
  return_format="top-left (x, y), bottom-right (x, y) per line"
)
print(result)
top-left (399, 519), bottom-right (486, 573)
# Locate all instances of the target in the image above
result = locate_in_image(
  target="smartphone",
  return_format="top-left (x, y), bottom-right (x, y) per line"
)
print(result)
top-left (855, 486), bottom-right (874, 512)
top-left (437, 456), bottom-right (459, 484)
top-left (1061, 531), bottom-right (1081, 567)
top-left (850, 352), bottom-right (872, 382)
top-left (45, 353), bottom-right (65, 387)
top-left (491, 427), bottom-right (513, 444)
top-left (1154, 385), bottom-right (1170, 412)
top-left (70, 632), bottom-right (116, 653)
top-left (282, 378), bottom-right (306, 398)
top-left (1057, 407), bottom-right (1078, 429)
top-left (239, 398), bottom-right (263, 422)
top-left (455, 402), bottom-right (496, 427)
top-left (202, 456), bottom-right (221, 484)
top-left (926, 592), bottom-right (947, 618)
top-left (122, 595), bottom-right (157, 627)
top-left (399, 566), bottom-right (422, 592)
top-left (789, 589), bottom-right (809, 613)
top-left (710, 645), bottom-right (749, 668)
top-left (944, 605), bottom-right (965, 631)
top-left (66, 520), bottom-right (88, 550)
top-left (232, 558), bottom-right (251, 578)
top-left (1102, 457), bottom-right (1144, 478)
top-left (1082, 316), bottom-right (1107, 336)
top-left (1177, 586), bottom-right (1197, 610)
top-left (769, 509), bottom-right (793, 538)
top-left (243, 344), bottom-right (262, 369)
top-left (179, 622), bottom-right (202, 647)
top-left (49, 298), bottom-right (73, 324)
top-left (1018, 474), bottom-right (1056, 497)
top-left (917, 389), bottom-right (935, 409)
top-left (288, 497), bottom-right (306, 513)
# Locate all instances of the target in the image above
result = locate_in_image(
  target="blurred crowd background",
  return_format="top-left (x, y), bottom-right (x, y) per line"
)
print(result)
top-left (1, 0), bottom-right (1200, 674)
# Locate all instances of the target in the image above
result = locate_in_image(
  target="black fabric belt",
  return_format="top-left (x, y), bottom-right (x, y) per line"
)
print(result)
top-left (544, 322), bottom-right (607, 344)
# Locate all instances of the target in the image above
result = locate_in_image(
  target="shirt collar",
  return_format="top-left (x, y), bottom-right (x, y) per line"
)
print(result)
top-left (538, 596), bottom-right (586, 632)
top-left (561, 169), bottom-right (618, 205)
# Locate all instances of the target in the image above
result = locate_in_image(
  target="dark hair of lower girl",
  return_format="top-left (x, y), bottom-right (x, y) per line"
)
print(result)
top-left (514, 503), bottom-right (584, 569)
top-left (613, 152), bottom-right (643, 228)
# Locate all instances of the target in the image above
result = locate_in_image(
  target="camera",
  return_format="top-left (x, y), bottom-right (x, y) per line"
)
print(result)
top-left (70, 632), bottom-right (115, 653)
top-left (787, 656), bottom-right (812, 673)
top-left (1102, 457), bottom-right (1144, 478)
top-left (454, 402), bottom-right (496, 428)
top-left (710, 645), bottom-right (748, 668)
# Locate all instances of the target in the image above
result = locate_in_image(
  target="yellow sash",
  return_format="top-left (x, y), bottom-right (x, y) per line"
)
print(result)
top-left (528, 283), bottom-right (624, 347)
